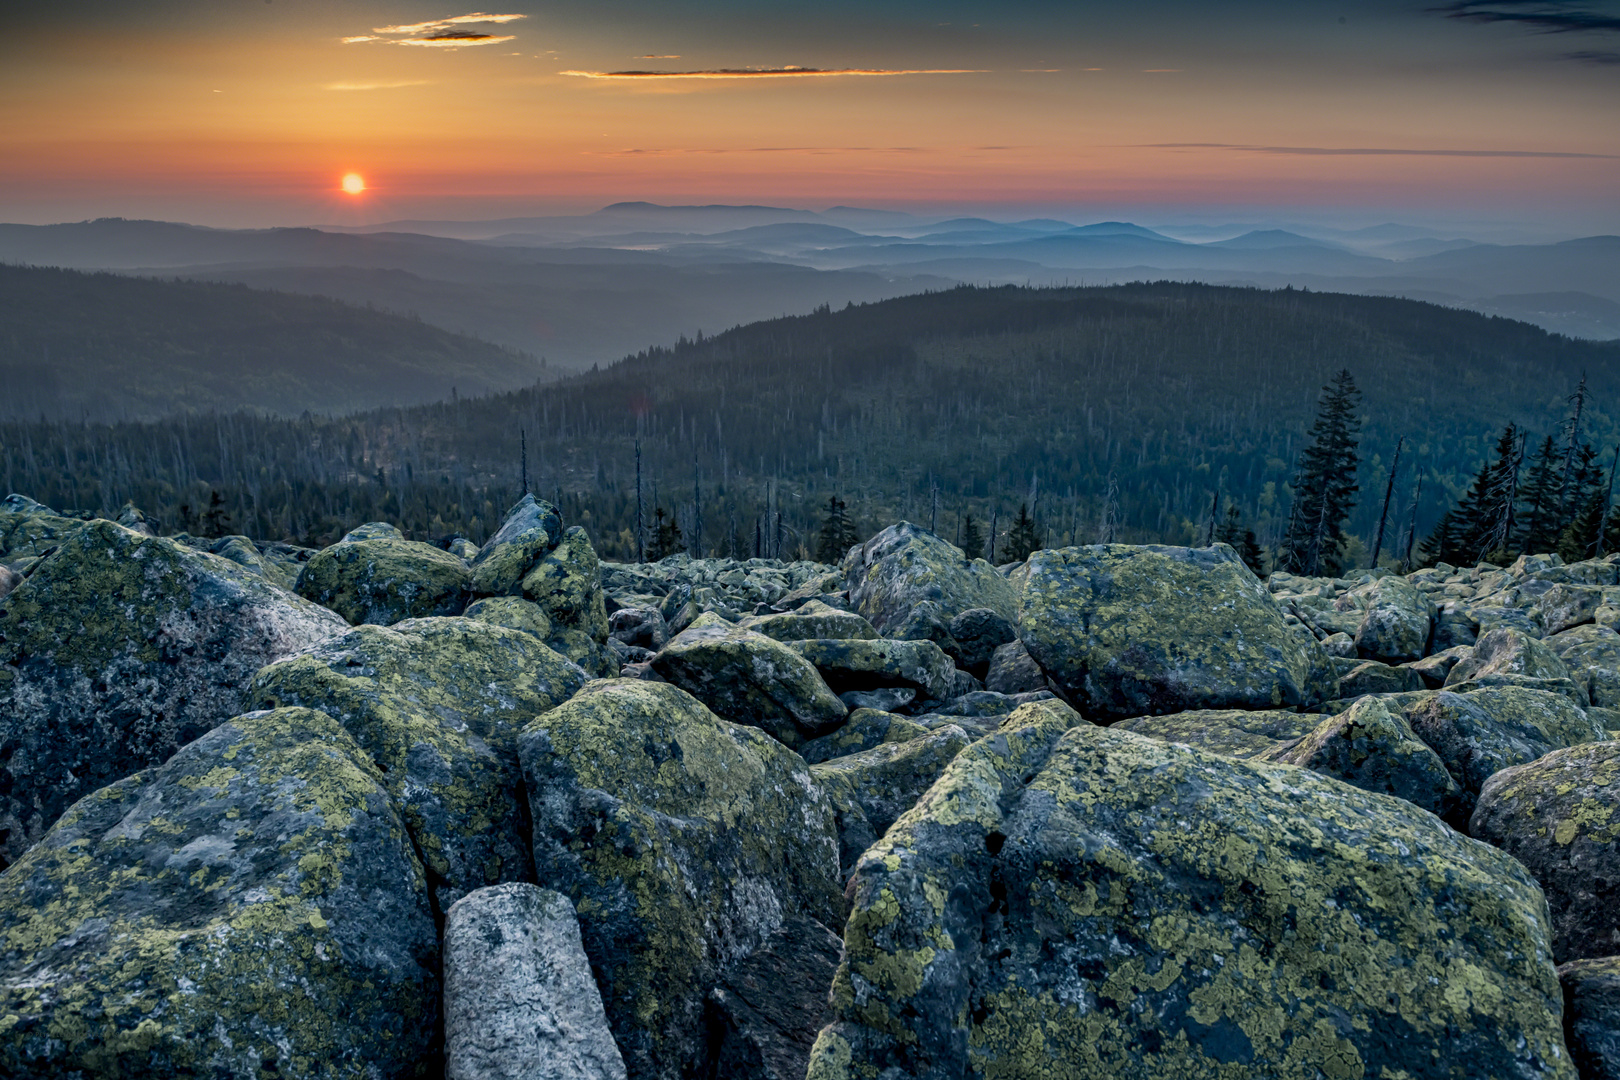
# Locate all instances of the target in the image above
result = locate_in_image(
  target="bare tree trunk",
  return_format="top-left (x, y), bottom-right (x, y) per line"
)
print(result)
top-left (1370, 436), bottom-right (1404, 568)
top-left (634, 439), bottom-right (645, 563)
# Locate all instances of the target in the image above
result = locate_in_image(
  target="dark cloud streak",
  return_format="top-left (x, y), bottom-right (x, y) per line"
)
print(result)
top-left (1144, 143), bottom-right (1615, 158)
top-left (1434, 1), bottom-right (1620, 34)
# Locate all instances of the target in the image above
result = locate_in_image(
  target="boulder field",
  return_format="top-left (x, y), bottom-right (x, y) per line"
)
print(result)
top-left (5, 493), bottom-right (1620, 1078)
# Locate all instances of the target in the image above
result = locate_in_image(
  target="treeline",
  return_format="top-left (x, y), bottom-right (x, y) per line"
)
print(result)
top-left (3, 283), bottom-right (1618, 563)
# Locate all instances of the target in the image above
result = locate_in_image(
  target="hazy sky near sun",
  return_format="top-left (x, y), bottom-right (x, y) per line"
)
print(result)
top-left (2, 0), bottom-right (1617, 230)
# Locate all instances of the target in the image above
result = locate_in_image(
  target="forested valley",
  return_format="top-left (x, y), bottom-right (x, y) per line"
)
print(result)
top-left (4, 281), bottom-right (1618, 566)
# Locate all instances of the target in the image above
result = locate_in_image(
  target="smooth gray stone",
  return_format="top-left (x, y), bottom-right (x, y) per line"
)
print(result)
top-left (444, 884), bottom-right (627, 1080)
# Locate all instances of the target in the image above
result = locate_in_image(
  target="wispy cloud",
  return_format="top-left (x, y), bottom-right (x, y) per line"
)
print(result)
top-left (592, 144), bottom-right (1019, 157)
top-left (561, 66), bottom-right (986, 80)
top-left (1433, 1), bottom-right (1620, 34)
top-left (325, 80), bottom-right (432, 91)
top-left (1144, 142), bottom-right (1615, 158)
top-left (638, 54), bottom-right (682, 59)
top-left (344, 12), bottom-right (525, 47)
top-left (1566, 47), bottom-right (1620, 59)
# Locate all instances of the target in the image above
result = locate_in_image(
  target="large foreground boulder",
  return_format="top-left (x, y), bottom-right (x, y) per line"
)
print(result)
top-left (0, 519), bottom-right (345, 865)
top-left (652, 613), bottom-right (846, 746)
top-left (518, 680), bottom-right (842, 1080)
top-left (1472, 741), bottom-right (1620, 962)
top-left (443, 883), bottom-right (626, 1080)
top-left (250, 617), bottom-right (587, 909)
top-left (808, 711), bottom-right (1571, 1080)
top-left (296, 533), bottom-right (471, 625)
top-left (0, 707), bottom-right (440, 1079)
top-left (1016, 544), bottom-right (1336, 721)
top-left (844, 522), bottom-right (1017, 637)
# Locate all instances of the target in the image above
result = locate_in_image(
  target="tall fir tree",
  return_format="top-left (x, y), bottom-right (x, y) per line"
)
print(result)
top-left (1517, 434), bottom-right (1564, 556)
top-left (1004, 502), bottom-right (1042, 562)
top-left (1556, 445), bottom-right (1605, 563)
top-left (960, 514), bottom-right (986, 560)
top-left (1278, 369), bottom-right (1362, 577)
top-left (1473, 424), bottom-right (1524, 563)
top-left (814, 495), bottom-right (859, 564)
top-left (1419, 457), bottom-right (1493, 567)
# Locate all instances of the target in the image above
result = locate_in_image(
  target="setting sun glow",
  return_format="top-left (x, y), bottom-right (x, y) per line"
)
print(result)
top-left (340, 173), bottom-right (365, 195)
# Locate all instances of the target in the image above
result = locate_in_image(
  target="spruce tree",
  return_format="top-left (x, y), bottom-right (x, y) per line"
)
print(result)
top-left (1473, 424), bottom-right (1523, 564)
top-left (1215, 502), bottom-right (1266, 576)
top-left (1004, 502), bottom-right (1042, 562)
top-left (1517, 434), bottom-right (1563, 556)
top-left (1419, 458), bottom-right (1492, 567)
top-left (1556, 445), bottom-right (1605, 562)
top-left (815, 495), bottom-right (859, 564)
top-left (1278, 369), bottom-right (1362, 577)
top-left (960, 514), bottom-right (986, 560)
top-left (646, 506), bottom-right (685, 561)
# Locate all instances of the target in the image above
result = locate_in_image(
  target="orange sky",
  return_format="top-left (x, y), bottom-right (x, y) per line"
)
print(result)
top-left (2, 1), bottom-right (1617, 229)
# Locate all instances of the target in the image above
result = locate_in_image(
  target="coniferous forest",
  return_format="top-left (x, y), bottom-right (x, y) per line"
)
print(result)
top-left (4, 281), bottom-right (1619, 566)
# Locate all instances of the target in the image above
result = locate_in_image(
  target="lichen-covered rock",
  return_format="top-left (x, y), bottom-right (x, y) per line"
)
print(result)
top-left (945, 607), bottom-right (1019, 677)
top-left (1448, 626), bottom-right (1577, 689)
top-left (1114, 708), bottom-right (1321, 759)
top-left (1471, 742), bottom-right (1620, 961)
top-left (1550, 624), bottom-right (1620, 709)
top-left (296, 535), bottom-right (471, 625)
top-left (652, 613), bottom-right (846, 746)
top-left (790, 637), bottom-right (956, 704)
top-left (523, 526), bottom-right (610, 644)
top-left (1407, 687), bottom-right (1609, 810)
top-left (739, 600), bottom-right (879, 643)
top-left (517, 679), bottom-right (842, 1080)
top-left (443, 883), bottom-right (626, 1080)
top-left (706, 916), bottom-right (844, 1080)
top-left (1559, 956), bottom-right (1620, 1080)
top-left (343, 520), bottom-right (404, 541)
top-left (1543, 583), bottom-right (1605, 636)
top-left (812, 726), bottom-right (975, 875)
top-left (1016, 544), bottom-right (1336, 722)
top-left (0, 494), bottom-right (88, 562)
top-left (807, 716), bottom-right (1571, 1080)
top-left (250, 617), bottom-right (587, 909)
top-left (933, 689), bottom-right (1054, 719)
top-left (844, 522), bottom-right (1018, 637)
top-left (839, 686), bottom-right (916, 713)
top-left (0, 564), bottom-right (17, 600)
top-left (983, 638), bottom-right (1047, 695)
top-left (1318, 631), bottom-right (1357, 657)
top-left (470, 494), bottom-right (565, 597)
top-left (210, 534), bottom-right (268, 577)
top-left (608, 606), bottom-right (669, 650)
top-left (0, 519), bottom-right (346, 865)
top-left (1350, 575), bottom-right (1433, 662)
top-left (1407, 644), bottom-right (1473, 688)
top-left (464, 594), bottom-right (554, 640)
top-left (800, 709), bottom-right (931, 765)
top-left (1270, 696), bottom-right (1463, 821)
top-left (1337, 659), bottom-right (1427, 698)
top-left (0, 707), bottom-right (440, 1079)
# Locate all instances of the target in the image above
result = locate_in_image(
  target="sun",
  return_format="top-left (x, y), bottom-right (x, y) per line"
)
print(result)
top-left (341, 173), bottom-right (366, 195)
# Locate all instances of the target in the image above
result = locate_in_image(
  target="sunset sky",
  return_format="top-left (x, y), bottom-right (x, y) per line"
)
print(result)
top-left (2, 0), bottom-right (1617, 231)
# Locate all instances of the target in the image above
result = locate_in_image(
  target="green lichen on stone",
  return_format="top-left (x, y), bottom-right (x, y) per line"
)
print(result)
top-left (813, 713), bottom-right (1571, 1080)
top-left (739, 600), bottom-right (880, 642)
top-left (522, 526), bottom-right (610, 643)
top-left (518, 678), bottom-right (841, 1080)
top-left (0, 496), bottom-right (89, 562)
top-left (1016, 544), bottom-right (1337, 722)
top-left (249, 616), bottom-right (586, 909)
top-left (469, 494), bottom-right (563, 597)
top-left (844, 522), bottom-right (1019, 637)
top-left (463, 595), bottom-right (553, 640)
top-left (295, 536), bottom-right (471, 626)
top-left (1472, 740), bottom-right (1620, 962)
top-left (0, 519), bottom-right (344, 865)
top-left (791, 637), bottom-right (957, 702)
top-left (1113, 709), bottom-right (1320, 759)
top-left (0, 707), bottom-right (439, 1079)
top-left (652, 612), bottom-right (847, 747)
top-left (801, 709), bottom-right (932, 765)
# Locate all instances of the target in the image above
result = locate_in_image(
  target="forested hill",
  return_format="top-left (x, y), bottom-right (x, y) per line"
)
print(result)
top-left (4, 282), bottom-right (1618, 557)
top-left (0, 264), bottom-right (545, 421)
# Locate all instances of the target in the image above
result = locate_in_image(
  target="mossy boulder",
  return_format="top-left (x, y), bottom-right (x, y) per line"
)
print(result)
top-left (945, 607), bottom-right (1019, 678)
top-left (0, 519), bottom-right (346, 865)
top-left (1407, 687), bottom-right (1609, 811)
top-left (800, 709), bottom-right (931, 765)
top-left (0, 707), bottom-right (439, 1079)
top-left (739, 599), bottom-right (879, 643)
top-left (812, 726), bottom-right (975, 876)
top-left (652, 612), bottom-right (847, 746)
top-left (1337, 659), bottom-right (1427, 698)
top-left (0, 565), bottom-right (17, 601)
top-left (249, 617), bottom-right (587, 910)
top-left (790, 637), bottom-right (956, 703)
top-left (1558, 956), bottom-right (1620, 1080)
top-left (0, 494), bottom-right (88, 562)
top-left (1016, 544), bottom-right (1336, 722)
top-left (517, 679), bottom-right (842, 1080)
top-left (844, 522), bottom-right (1017, 637)
top-left (1549, 624), bottom-right (1620, 709)
top-left (1113, 708), bottom-right (1321, 759)
top-left (1542, 583), bottom-right (1605, 636)
top-left (808, 716), bottom-right (1571, 1080)
top-left (984, 639), bottom-right (1047, 695)
top-left (1349, 574), bottom-right (1433, 662)
top-left (470, 494), bottom-right (564, 597)
top-left (463, 594), bottom-right (553, 639)
top-left (1448, 626), bottom-right (1577, 690)
top-left (1472, 741), bottom-right (1620, 961)
top-left (295, 536), bottom-right (471, 625)
top-left (522, 526), bottom-right (609, 642)
top-left (1270, 696), bottom-right (1463, 821)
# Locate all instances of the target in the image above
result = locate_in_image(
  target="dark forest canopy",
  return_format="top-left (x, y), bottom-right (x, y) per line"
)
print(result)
top-left (0, 264), bottom-right (545, 422)
top-left (4, 282), bottom-right (1618, 564)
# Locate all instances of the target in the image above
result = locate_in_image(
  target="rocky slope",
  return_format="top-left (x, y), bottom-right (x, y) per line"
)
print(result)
top-left (4, 491), bottom-right (1620, 1078)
